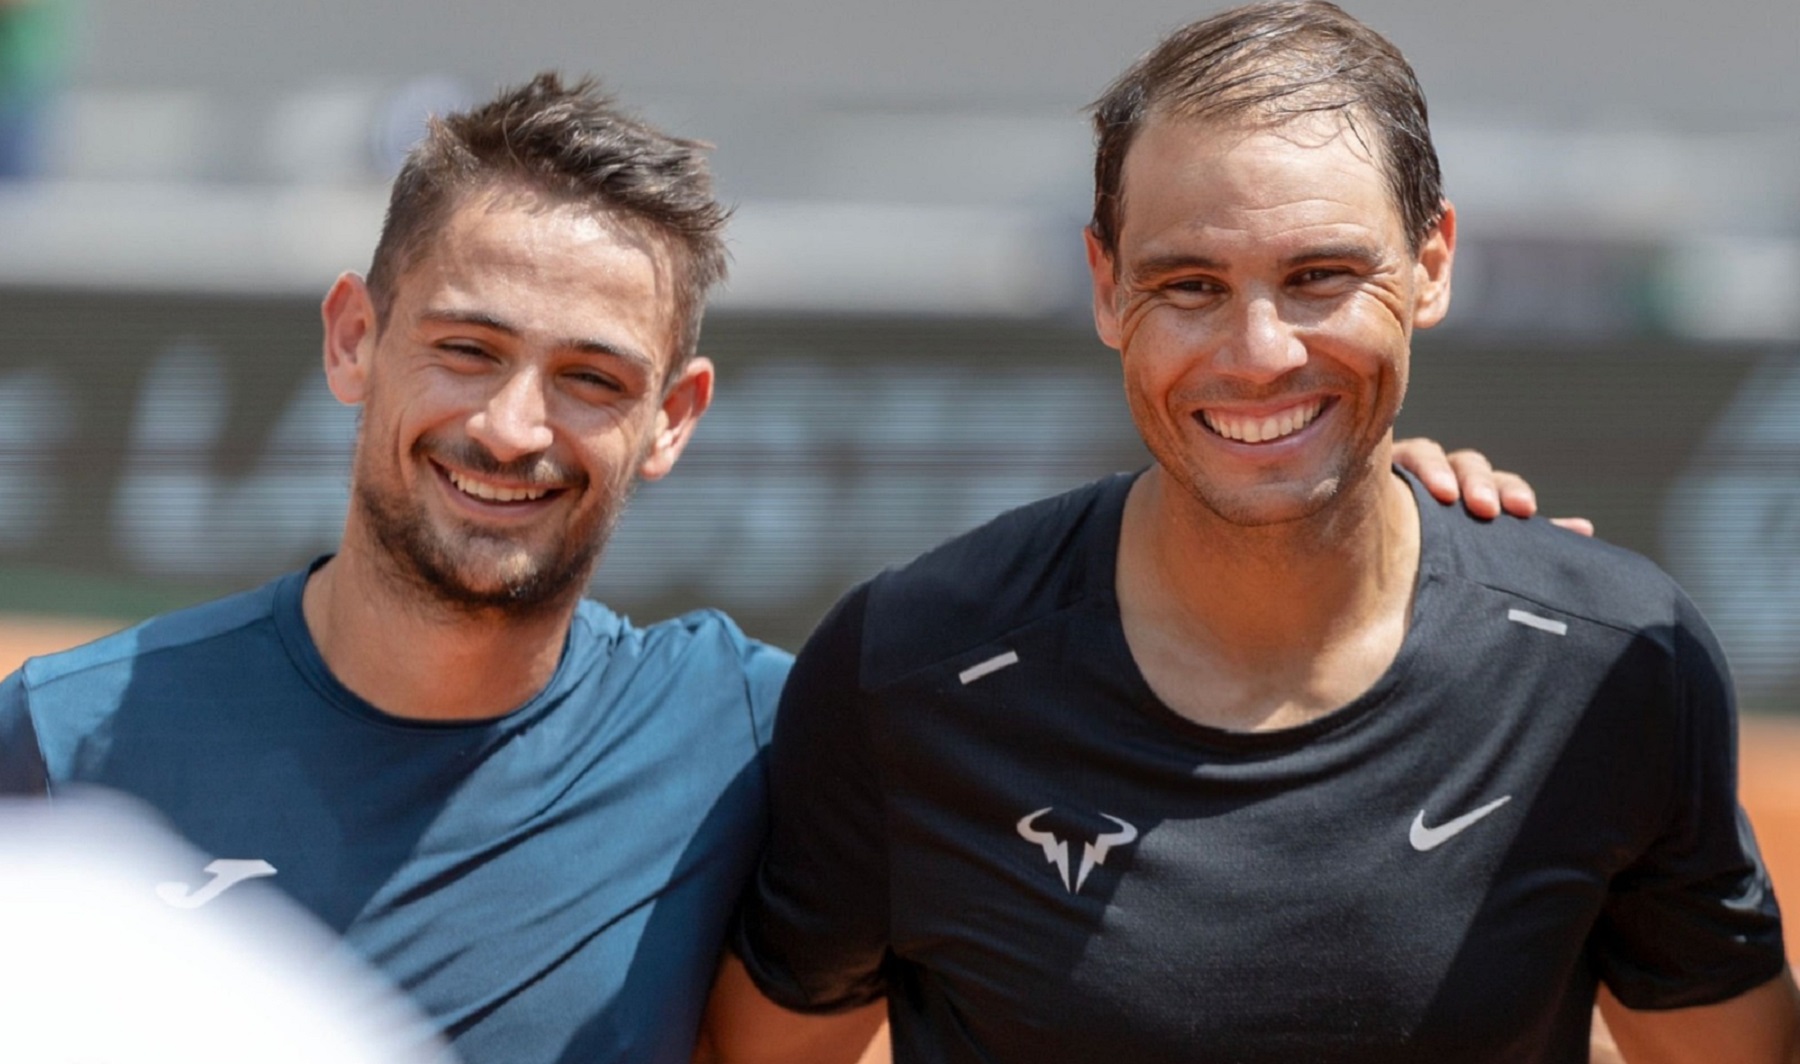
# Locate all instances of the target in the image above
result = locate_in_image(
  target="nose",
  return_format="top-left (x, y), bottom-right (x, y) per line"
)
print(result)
top-left (1217, 296), bottom-right (1306, 384)
top-left (467, 368), bottom-right (555, 462)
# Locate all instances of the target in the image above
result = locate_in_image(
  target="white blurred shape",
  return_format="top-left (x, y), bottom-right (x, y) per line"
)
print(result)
top-left (0, 792), bottom-right (452, 1064)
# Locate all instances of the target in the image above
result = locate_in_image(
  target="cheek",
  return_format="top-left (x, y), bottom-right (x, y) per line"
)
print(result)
top-left (1119, 343), bottom-right (1189, 432)
top-left (405, 373), bottom-right (505, 440)
top-left (569, 412), bottom-right (657, 481)
top-left (1313, 299), bottom-right (1410, 375)
top-left (1347, 286), bottom-right (1415, 342)
top-left (391, 399), bottom-right (461, 453)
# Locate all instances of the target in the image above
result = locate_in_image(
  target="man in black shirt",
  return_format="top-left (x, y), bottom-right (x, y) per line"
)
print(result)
top-left (703, 2), bottom-right (1800, 1061)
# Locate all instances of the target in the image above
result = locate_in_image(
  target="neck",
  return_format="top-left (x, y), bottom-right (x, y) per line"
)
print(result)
top-left (302, 538), bottom-right (581, 722)
top-left (1115, 457), bottom-right (1421, 731)
top-left (1124, 461), bottom-right (1418, 646)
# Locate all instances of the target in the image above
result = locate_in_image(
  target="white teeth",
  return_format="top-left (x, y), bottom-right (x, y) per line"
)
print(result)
top-left (1202, 399), bottom-right (1324, 444)
top-left (446, 469), bottom-right (550, 503)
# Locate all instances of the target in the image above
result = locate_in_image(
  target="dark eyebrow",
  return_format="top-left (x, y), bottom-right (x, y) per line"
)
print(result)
top-left (1129, 243), bottom-right (1388, 281)
top-left (1128, 253), bottom-right (1227, 281)
top-left (1280, 243), bottom-right (1384, 270)
top-left (418, 309), bottom-right (656, 371)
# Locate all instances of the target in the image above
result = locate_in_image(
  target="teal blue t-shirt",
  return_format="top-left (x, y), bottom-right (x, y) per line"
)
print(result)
top-left (0, 563), bottom-right (788, 1064)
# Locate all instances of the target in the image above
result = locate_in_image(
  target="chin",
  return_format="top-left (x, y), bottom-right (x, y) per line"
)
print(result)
top-left (358, 491), bottom-right (598, 616)
top-left (1204, 488), bottom-right (1336, 527)
top-left (1176, 466), bottom-right (1350, 528)
top-left (427, 535), bottom-right (601, 612)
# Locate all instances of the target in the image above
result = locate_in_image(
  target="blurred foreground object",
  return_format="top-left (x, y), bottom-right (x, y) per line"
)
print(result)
top-left (0, 791), bottom-right (452, 1064)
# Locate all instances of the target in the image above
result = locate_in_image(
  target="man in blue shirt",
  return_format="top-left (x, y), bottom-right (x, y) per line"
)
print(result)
top-left (0, 70), bottom-right (1541, 1064)
top-left (0, 73), bottom-right (787, 1064)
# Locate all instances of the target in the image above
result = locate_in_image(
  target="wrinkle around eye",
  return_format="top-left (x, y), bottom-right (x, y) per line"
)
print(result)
top-left (1115, 288), bottom-right (1177, 350)
top-left (1125, 281), bottom-right (1220, 322)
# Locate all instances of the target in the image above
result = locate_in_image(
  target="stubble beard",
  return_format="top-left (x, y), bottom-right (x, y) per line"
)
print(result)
top-left (1158, 430), bottom-right (1398, 557)
top-left (354, 440), bottom-right (634, 619)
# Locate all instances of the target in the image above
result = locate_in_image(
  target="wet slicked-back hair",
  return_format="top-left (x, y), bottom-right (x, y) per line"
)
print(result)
top-left (365, 72), bottom-right (730, 366)
top-left (1090, 0), bottom-right (1443, 257)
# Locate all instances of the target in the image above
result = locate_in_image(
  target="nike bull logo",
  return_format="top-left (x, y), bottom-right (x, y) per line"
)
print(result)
top-left (1017, 808), bottom-right (1138, 893)
top-left (156, 858), bottom-right (278, 909)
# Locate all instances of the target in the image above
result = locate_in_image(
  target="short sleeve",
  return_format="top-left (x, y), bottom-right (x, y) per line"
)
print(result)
top-left (0, 669), bottom-right (50, 796)
top-left (731, 582), bottom-right (890, 1012)
top-left (1592, 595), bottom-right (1787, 1009)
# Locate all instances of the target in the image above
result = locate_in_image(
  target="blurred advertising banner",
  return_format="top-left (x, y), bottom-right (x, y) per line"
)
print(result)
top-left (1, 288), bottom-right (1796, 709)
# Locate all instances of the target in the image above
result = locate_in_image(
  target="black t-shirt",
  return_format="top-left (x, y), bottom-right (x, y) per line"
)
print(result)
top-left (734, 471), bottom-right (1785, 1064)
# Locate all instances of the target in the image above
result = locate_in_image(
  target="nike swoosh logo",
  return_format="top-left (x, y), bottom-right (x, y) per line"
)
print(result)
top-left (1409, 795), bottom-right (1512, 852)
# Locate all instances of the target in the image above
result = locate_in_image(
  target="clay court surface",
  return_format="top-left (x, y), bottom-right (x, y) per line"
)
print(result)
top-left (6, 613), bottom-right (1800, 965)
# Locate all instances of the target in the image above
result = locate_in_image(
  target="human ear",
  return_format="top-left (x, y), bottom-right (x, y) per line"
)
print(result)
top-left (1411, 202), bottom-right (1456, 330)
top-left (1085, 227), bottom-right (1126, 351)
top-left (638, 355), bottom-right (715, 482)
top-left (321, 272), bottom-right (378, 405)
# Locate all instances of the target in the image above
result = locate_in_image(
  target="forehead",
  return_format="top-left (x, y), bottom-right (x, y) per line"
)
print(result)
top-left (1116, 113), bottom-right (1405, 251)
top-left (392, 188), bottom-right (682, 364)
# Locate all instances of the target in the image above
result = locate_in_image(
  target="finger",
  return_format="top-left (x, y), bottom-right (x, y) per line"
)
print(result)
top-left (1391, 437), bottom-right (1458, 501)
top-left (1491, 471), bottom-right (1539, 519)
top-left (1550, 516), bottom-right (1596, 537)
top-left (1446, 449), bottom-right (1500, 518)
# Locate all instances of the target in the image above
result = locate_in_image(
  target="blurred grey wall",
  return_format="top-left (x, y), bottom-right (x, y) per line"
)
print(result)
top-left (69, 0), bottom-right (1800, 123)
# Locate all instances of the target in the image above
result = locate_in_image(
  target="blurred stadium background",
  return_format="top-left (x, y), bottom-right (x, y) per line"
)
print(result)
top-left (1, 0), bottom-right (1798, 906)
top-left (4, 0), bottom-right (1797, 660)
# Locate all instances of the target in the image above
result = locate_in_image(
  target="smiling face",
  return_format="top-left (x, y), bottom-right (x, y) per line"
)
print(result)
top-left (1087, 112), bottom-right (1454, 528)
top-left (321, 184), bottom-right (713, 615)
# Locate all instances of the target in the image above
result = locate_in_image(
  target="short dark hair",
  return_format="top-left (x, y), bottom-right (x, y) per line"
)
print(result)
top-left (1089, 0), bottom-right (1443, 257)
top-left (365, 72), bottom-right (730, 367)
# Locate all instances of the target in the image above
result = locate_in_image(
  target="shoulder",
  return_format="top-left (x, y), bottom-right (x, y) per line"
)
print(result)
top-left (14, 576), bottom-right (290, 697)
top-left (573, 601), bottom-right (791, 742)
top-left (2, 575), bottom-right (294, 789)
top-left (1421, 491), bottom-right (1695, 645)
top-left (849, 474), bottom-right (1131, 686)
top-left (580, 602), bottom-right (789, 676)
